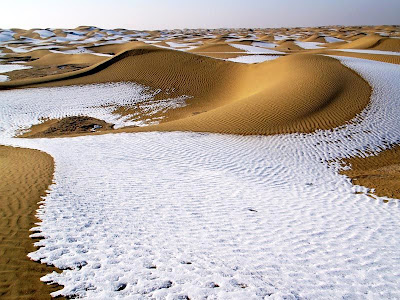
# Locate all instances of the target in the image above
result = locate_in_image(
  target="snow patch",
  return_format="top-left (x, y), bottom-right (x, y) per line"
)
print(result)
top-left (334, 49), bottom-right (400, 56)
top-left (229, 43), bottom-right (285, 54)
top-left (226, 55), bottom-right (280, 64)
top-left (294, 41), bottom-right (325, 49)
top-left (0, 64), bottom-right (32, 73)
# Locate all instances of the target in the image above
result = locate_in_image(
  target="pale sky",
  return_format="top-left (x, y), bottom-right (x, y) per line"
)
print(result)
top-left (1, 0), bottom-right (399, 30)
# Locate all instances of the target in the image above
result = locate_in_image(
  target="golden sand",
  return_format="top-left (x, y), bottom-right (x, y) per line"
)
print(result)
top-left (0, 146), bottom-right (62, 299)
top-left (1, 46), bottom-right (371, 136)
top-left (1, 25), bottom-right (400, 298)
top-left (342, 145), bottom-right (400, 199)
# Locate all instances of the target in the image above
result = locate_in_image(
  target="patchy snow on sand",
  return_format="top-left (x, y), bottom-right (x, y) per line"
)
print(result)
top-left (0, 83), bottom-right (190, 136)
top-left (3, 45), bottom-right (30, 53)
top-left (0, 57), bottom-right (400, 299)
top-left (34, 29), bottom-right (56, 39)
top-left (229, 43), bottom-right (285, 54)
top-left (0, 64), bottom-right (32, 73)
top-left (323, 36), bottom-right (344, 43)
top-left (0, 30), bottom-right (15, 42)
top-left (0, 74), bottom-right (9, 82)
top-left (294, 41), bottom-right (325, 49)
top-left (251, 41), bottom-right (277, 48)
top-left (334, 48), bottom-right (400, 56)
top-left (227, 55), bottom-right (281, 64)
top-left (50, 48), bottom-right (113, 57)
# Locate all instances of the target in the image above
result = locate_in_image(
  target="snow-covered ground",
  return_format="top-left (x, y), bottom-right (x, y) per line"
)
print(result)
top-left (229, 43), bottom-right (285, 54)
top-left (0, 56), bottom-right (400, 298)
top-left (226, 55), bottom-right (281, 64)
top-left (34, 29), bottom-right (56, 39)
top-left (334, 48), bottom-right (400, 56)
top-left (294, 41), bottom-right (325, 49)
top-left (323, 36), bottom-right (345, 43)
top-left (0, 63), bottom-right (32, 73)
top-left (251, 41), bottom-right (277, 48)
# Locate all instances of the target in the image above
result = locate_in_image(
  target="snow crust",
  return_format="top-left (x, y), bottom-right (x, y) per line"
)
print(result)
top-left (229, 44), bottom-right (285, 54)
top-left (334, 49), bottom-right (400, 56)
top-left (251, 41), bottom-right (277, 48)
top-left (0, 83), bottom-right (189, 137)
top-left (0, 57), bottom-right (400, 298)
top-left (0, 30), bottom-right (15, 42)
top-left (294, 41), bottom-right (325, 49)
top-left (0, 64), bottom-right (32, 73)
top-left (226, 55), bottom-right (280, 64)
top-left (34, 29), bottom-right (56, 39)
top-left (50, 48), bottom-right (113, 57)
top-left (0, 74), bottom-right (9, 82)
top-left (323, 36), bottom-right (344, 43)
top-left (3, 45), bottom-right (30, 53)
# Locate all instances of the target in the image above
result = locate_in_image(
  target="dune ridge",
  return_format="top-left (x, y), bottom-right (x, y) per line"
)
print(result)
top-left (1, 45), bottom-right (371, 137)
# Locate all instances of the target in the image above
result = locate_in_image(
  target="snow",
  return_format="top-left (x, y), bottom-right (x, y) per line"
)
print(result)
top-left (0, 30), bottom-right (15, 42)
top-left (0, 64), bottom-right (32, 73)
top-left (251, 41), bottom-right (277, 48)
top-left (274, 35), bottom-right (291, 41)
top-left (3, 45), bottom-right (30, 53)
top-left (294, 41), bottom-right (325, 49)
top-left (50, 48), bottom-right (113, 57)
top-left (0, 57), bottom-right (400, 298)
top-left (0, 83), bottom-right (189, 136)
top-left (0, 74), bottom-right (9, 82)
top-left (229, 44), bottom-right (285, 54)
top-left (334, 49), bottom-right (400, 56)
top-left (34, 29), bottom-right (56, 39)
top-left (164, 41), bottom-right (200, 51)
top-left (50, 34), bottom-right (85, 43)
top-left (226, 55), bottom-right (281, 64)
top-left (323, 36), bottom-right (344, 43)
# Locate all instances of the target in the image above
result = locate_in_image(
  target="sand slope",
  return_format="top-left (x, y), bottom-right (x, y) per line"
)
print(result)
top-left (341, 35), bottom-right (400, 52)
top-left (0, 146), bottom-right (61, 299)
top-left (342, 145), bottom-right (400, 199)
top-left (0, 46), bottom-right (371, 136)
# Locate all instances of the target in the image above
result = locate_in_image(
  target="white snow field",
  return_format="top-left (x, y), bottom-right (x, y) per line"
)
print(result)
top-left (226, 55), bottom-right (281, 64)
top-left (0, 56), bottom-right (400, 298)
top-left (0, 63), bottom-right (32, 73)
top-left (333, 48), bottom-right (400, 56)
top-left (229, 44), bottom-right (285, 55)
top-left (294, 42), bottom-right (325, 49)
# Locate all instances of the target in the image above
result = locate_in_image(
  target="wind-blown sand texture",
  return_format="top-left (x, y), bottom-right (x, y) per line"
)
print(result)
top-left (0, 146), bottom-right (61, 299)
top-left (1, 25), bottom-right (400, 298)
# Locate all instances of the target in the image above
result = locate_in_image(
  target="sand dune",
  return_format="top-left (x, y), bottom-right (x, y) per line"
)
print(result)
top-left (1, 45), bottom-right (370, 137)
top-left (0, 146), bottom-right (61, 299)
top-left (340, 34), bottom-right (400, 51)
top-left (0, 25), bottom-right (400, 299)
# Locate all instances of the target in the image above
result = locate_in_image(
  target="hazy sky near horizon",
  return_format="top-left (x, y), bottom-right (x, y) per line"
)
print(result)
top-left (1, 0), bottom-right (399, 30)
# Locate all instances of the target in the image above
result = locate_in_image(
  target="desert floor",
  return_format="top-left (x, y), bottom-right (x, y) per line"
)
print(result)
top-left (1, 25), bottom-right (400, 299)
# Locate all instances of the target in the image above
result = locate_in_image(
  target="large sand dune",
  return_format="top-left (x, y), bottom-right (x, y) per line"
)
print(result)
top-left (1, 46), bottom-right (371, 136)
top-left (1, 25), bottom-right (400, 299)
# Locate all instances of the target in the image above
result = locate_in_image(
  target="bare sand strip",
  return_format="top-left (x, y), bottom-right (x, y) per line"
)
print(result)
top-left (342, 145), bottom-right (400, 199)
top-left (0, 146), bottom-right (62, 299)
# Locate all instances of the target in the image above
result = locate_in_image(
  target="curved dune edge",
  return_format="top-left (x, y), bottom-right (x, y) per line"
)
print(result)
top-left (3, 45), bottom-right (371, 137)
top-left (0, 146), bottom-right (62, 299)
top-left (340, 35), bottom-right (400, 52)
top-left (342, 144), bottom-right (400, 199)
